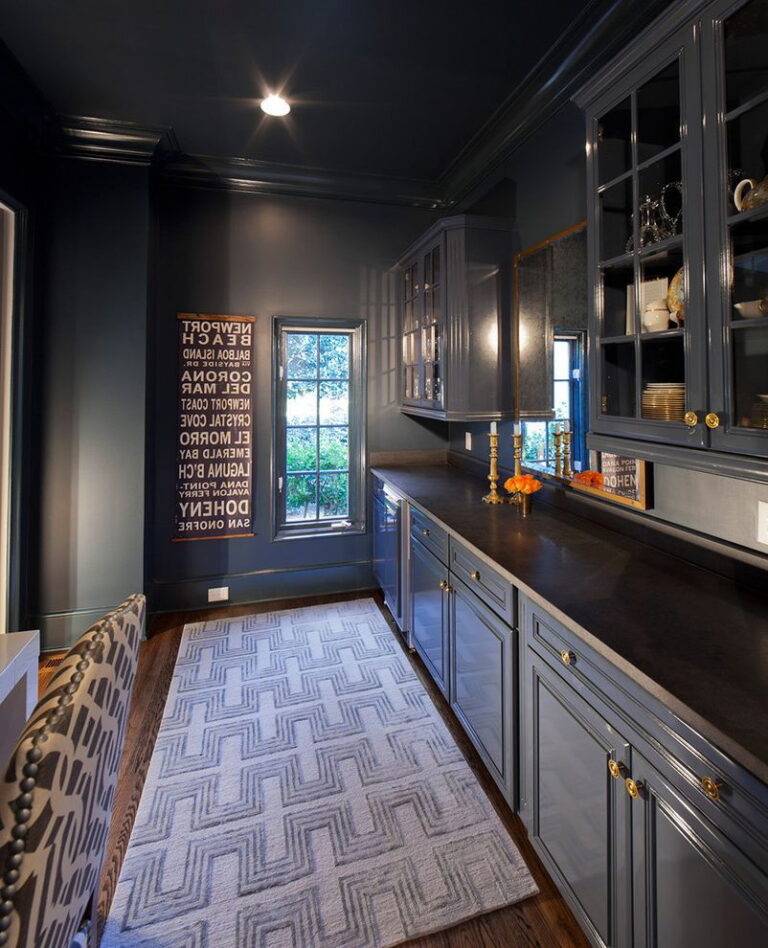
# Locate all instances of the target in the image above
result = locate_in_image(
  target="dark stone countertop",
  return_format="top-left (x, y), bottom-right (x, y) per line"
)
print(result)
top-left (372, 463), bottom-right (768, 785)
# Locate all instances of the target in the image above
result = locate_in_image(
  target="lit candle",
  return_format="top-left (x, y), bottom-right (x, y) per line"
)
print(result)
top-left (490, 422), bottom-right (497, 435)
top-left (514, 421), bottom-right (522, 436)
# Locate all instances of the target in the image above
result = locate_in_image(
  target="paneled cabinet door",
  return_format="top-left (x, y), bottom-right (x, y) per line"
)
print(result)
top-left (521, 649), bottom-right (632, 947)
top-left (630, 750), bottom-right (768, 947)
top-left (410, 537), bottom-right (450, 698)
top-left (450, 581), bottom-right (515, 802)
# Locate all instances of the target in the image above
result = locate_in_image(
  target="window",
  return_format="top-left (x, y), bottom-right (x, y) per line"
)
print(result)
top-left (523, 332), bottom-right (587, 471)
top-left (274, 317), bottom-right (365, 537)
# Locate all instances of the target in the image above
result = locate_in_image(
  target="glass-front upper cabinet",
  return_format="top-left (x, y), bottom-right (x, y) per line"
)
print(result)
top-left (703, 0), bottom-right (768, 456)
top-left (580, 0), bottom-right (768, 468)
top-left (588, 25), bottom-right (708, 449)
top-left (396, 216), bottom-right (513, 421)
top-left (400, 236), bottom-right (443, 411)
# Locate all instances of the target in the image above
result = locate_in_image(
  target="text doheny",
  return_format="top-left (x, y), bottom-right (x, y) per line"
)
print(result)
top-left (174, 314), bottom-right (256, 540)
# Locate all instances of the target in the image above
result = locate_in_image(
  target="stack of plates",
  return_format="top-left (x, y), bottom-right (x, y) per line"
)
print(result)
top-left (642, 382), bottom-right (686, 421)
top-left (750, 395), bottom-right (768, 429)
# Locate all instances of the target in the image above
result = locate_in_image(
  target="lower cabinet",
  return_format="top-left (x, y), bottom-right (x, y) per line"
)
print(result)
top-left (451, 580), bottom-right (515, 803)
top-left (521, 594), bottom-right (768, 948)
top-left (521, 644), bottom-right (632, 947)
top-left (410, 536), bottom-right (450, 698)
top-left (630, 750), bottom-right (768, 948)
top-left (408, 522), bottom-right (517, 803)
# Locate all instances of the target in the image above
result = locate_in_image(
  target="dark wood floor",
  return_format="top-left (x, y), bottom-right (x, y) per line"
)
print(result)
top-left (40, 591), bottom-right (589, 947)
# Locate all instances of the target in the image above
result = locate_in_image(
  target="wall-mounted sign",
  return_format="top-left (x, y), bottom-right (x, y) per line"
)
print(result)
top-left (173, 313), bottom-right (255, 540)
top-left (571, 452), bottom-right (652, 510)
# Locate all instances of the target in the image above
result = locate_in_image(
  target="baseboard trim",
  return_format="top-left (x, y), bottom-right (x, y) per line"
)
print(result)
top-left (32, 606), bottom-right (115, 652)
top-left (149, 560), bottom-right (376, 613)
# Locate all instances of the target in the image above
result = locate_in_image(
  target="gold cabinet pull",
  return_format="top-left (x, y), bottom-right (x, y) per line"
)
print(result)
top-left (684, 410), bottom-right (699, 428)
top-left (705, 412), bottom-right (721, 429)
top-left (560, 649), bottom-right (575, 666)
top-left (625, 777), bottom-right (644, 800)
top-left (470, 570), bottom-right (480, 581)
top-left (422, 528), bottom-right (430, 537)
top-left (607, 759), bottom-right (626, 780)
top-left (439, 579), bottom-right (449, 591)
top-left (700, 775), bottom-right (723, 801)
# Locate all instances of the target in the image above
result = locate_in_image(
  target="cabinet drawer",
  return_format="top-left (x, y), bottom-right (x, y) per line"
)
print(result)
top-left (410, 507), bottom-right (449, 565)
top-left (449, 538), bottom-right (515, 626)
top-left (524, 596), bottom-right (768, 874)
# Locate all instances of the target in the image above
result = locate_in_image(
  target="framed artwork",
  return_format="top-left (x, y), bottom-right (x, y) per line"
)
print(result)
top-left (570, 452), bottom-right (652, 510)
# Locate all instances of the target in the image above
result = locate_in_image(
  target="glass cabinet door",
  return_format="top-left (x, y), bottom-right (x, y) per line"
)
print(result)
top-left (589, 30), bottom-right (707, 447)
top-left (400, 237), bottom-right (444, 411)
top-left (401, 258), bottom-right (422, 403)
top-left (421, 240), bottom-right (443, 408)
top-left (703, 0), bottom-right (768, 456)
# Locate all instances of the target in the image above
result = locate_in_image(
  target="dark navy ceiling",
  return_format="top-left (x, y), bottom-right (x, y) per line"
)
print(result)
top-left (0, 0), bottom-right (591, 180)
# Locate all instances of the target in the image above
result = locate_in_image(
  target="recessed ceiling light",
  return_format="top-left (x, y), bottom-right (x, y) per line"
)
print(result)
top-left (260, 94), bottom-right (290, 117)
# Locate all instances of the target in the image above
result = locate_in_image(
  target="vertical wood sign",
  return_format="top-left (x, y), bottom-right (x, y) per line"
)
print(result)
top-left (174, 313), bottom-right (255, 540)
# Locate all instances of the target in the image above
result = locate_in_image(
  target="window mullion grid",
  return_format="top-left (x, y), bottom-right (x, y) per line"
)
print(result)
top-left (314, 335), bottom-right (320, 521)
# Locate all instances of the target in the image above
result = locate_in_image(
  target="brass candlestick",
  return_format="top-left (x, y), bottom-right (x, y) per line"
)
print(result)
top-left (513, 431), bottom-right (523, 476)
top-left (553, 426), bottom-right (563, 478)
top-left (482, 432), bottom-right (506, 504)
top-left (563, 428), bottom-right (572, 479)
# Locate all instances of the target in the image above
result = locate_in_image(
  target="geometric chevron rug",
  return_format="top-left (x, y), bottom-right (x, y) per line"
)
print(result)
top-left (101, 598), bottom-right (537, 947)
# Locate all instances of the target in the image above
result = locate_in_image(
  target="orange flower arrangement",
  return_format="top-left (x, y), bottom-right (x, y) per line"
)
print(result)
top-left (503, 474), bottom-right (543, 495)
top-left (573, 470), bottom-right (604, 489)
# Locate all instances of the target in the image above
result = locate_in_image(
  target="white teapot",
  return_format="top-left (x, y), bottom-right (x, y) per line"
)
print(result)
top-left (642, 298), bottom-right (671, 333)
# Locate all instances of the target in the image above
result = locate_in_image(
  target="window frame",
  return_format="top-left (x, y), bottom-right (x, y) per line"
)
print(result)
top-left (522, 330), bottom-right (588, 472)
top-left (272, 316), bottom-right (366, 540)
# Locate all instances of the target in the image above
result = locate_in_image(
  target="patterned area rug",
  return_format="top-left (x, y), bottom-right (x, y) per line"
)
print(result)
top-left (102, 598), bottom-right (537, 947)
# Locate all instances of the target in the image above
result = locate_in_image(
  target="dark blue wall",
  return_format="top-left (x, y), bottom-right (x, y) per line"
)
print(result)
top-left (449, 103), bottom-right (587, 471)
top-left (148, 184), bottom-right (444, 612)
top-left (33, 159), bottom-right (149, 647)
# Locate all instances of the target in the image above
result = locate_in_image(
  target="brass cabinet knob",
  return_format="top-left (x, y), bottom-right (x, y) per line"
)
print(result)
top-left (560, 649), bottom-right (575, 666)
top-left (439, 579), bottom-right (449, 591)
top-left (607, 759), bottom-right (626, 780)
top-left (684, 410), bottom-right (699, 428)
top-left (700, 775), bottom-right (723, 801)
top-left (470, 570), bottom-right (480, 581)
top-left (625, 777), bottom-right (644, 800)
top-left (422, 528), bottom-right (430, 537)
top-left (705, 412), bottom-right (721, 429)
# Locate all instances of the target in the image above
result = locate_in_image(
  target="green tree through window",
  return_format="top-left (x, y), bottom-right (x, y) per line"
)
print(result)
top-left (275, 319), bottom-right (365, 536)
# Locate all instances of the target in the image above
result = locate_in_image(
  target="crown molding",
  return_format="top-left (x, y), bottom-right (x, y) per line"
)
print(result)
top-left (573, 0), bottom-right (711, 109)
top-left (155, 152), bottom-right (446, 209)
top-left (58, 115), bottom-right (178, 165)
top-left (438, 0), bottom-right (677, 207)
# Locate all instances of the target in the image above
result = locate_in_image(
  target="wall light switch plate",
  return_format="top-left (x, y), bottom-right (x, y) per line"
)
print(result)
top-left (208, 586), bottom-right (229, 603)
top-left (758, 501), bottom-right (768, 546)
top-left (465, 431), bottom-right (472, 452)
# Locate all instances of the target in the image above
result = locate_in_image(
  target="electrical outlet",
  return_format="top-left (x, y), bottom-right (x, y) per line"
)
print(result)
top-left (758, 501), bottom-right (768, 546)
top-left (208, 586), bottom-right (229, 603)
top-left (465, 431), bottom-right (472, 452)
